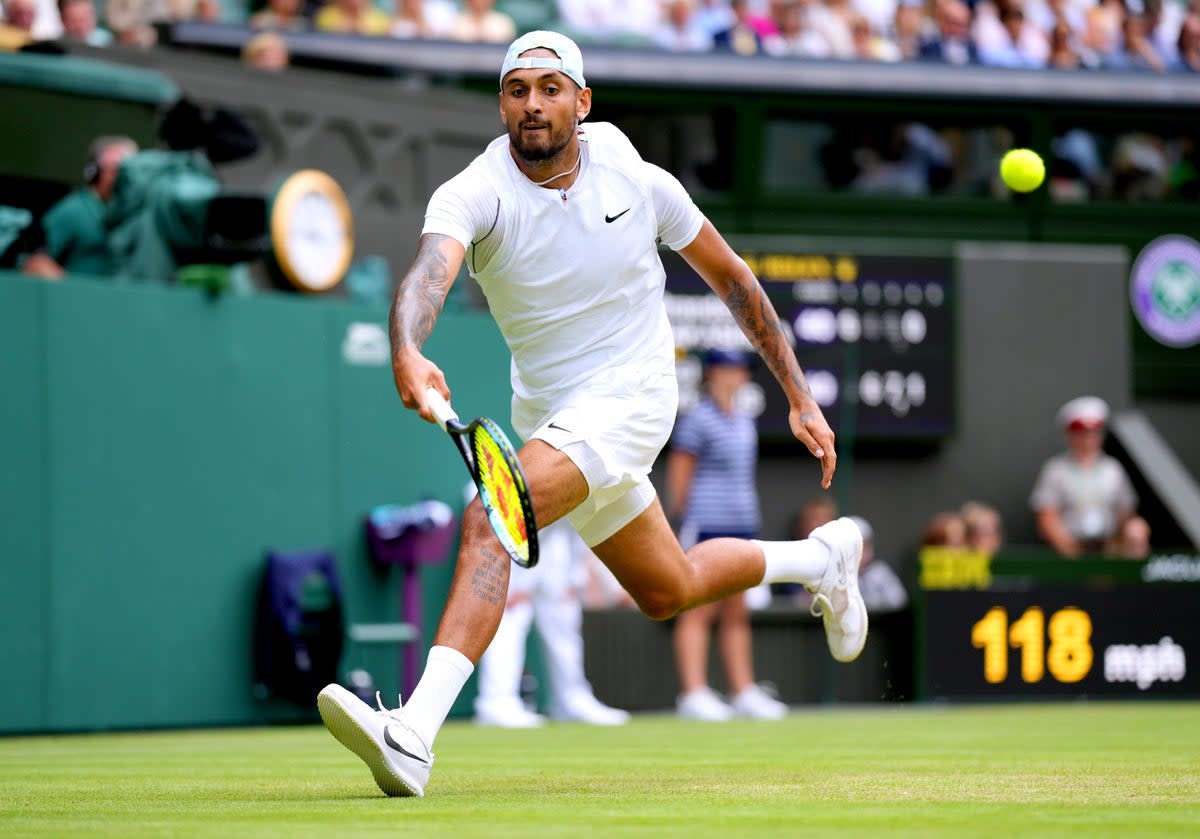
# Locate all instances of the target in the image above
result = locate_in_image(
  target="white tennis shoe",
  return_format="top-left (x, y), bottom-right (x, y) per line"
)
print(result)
top-left (676, 686), bottom-right (734, 721)
top-left (474, 695), bottom-right (547, 728)
top-left (807, 517), bottom-right (869, 663)
top-left (550, 690), bottom-right (631, 726)
top-left (317, 683), bottom-right (432, 797)
top-left (730, 684), bottom-right (788, 720)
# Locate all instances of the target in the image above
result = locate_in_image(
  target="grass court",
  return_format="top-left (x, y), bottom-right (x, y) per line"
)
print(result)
top-left (2, 702), bottom-right (1197, 838)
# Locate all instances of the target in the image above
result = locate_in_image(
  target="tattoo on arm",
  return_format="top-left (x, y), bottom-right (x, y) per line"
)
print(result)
top-left (389, 235), bottom-right (454, 353)
top-left (469, 546), bottom-right (507, 606)
top-left (722, 280), bottom-right (812, 398)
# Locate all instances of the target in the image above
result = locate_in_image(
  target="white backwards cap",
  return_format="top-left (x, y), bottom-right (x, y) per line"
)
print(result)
top-left (500, 30), bottom-right (586, 91)
top-left (1057, 395), bottom-right (1110, 431)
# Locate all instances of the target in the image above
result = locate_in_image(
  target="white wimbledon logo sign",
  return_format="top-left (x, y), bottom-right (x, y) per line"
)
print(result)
top-left (342, 322), bottom-right (388, 366)
top-left (1130, 234), bottom-right (1200, 348)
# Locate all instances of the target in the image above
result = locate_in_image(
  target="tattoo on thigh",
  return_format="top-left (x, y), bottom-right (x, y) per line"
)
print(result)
top-left (470, 546), bottom-right (506, 606)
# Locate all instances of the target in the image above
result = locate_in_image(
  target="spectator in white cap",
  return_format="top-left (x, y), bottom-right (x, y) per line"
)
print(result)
top-left (1029, 396), bottom-right (1150, 559)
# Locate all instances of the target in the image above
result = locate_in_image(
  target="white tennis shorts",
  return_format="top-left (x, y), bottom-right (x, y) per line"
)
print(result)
top-left (513, 368), bottom-right (678, 547)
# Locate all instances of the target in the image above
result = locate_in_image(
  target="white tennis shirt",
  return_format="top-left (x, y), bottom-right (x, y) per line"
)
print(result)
top-left (422, 122), bottom-right (705, 418)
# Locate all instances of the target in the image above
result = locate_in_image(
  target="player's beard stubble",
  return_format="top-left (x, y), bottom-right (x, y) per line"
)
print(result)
top-left (508, 115), bottom-right (578, 166)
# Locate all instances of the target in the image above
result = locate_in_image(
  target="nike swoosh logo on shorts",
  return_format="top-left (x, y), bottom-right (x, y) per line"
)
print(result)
top-left (383, 726), bottom-right (429, 764)
top-left (548, 421), bottom-right (571, 433)
top-left (605, 208), bottom-right (630, 223)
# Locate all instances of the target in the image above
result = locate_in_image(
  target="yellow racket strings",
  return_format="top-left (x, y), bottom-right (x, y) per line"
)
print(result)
top-left (472, 429), bottom-right (529, 558)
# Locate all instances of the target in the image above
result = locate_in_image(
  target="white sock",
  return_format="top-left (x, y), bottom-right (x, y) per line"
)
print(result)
top-left (754, 538), bottom-right (830, 587)
top-left (402, 645), bottom-right (474, 748)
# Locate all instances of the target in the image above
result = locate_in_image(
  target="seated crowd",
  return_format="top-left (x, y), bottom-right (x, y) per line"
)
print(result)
top-left (1, 0), bottom-right (1197, 74)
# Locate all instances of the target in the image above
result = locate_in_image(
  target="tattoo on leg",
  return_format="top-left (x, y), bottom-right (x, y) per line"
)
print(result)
top-left (470, 546), bottom-right (507, 606)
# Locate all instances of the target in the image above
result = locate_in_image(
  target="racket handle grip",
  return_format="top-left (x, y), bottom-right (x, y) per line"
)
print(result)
top-left (425, 387), bottom-right (458, 430)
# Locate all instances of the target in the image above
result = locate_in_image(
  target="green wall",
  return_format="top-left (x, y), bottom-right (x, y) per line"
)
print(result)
top-left (0, 273), bottom-right (511, 732)
top-left (0, 278), bottom-right (48, 731)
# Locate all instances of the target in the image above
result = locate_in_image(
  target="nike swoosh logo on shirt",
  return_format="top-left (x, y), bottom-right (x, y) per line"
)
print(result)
top-left (548, 421), bottom-right (571, 433)
top-left (605, 208), bottom-right (630, 223)
top-left (383, 726), bottom-right (429, 764)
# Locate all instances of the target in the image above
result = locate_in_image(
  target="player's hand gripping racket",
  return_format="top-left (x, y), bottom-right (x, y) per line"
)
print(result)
top-left (425, 387), bottom-right (539, 568)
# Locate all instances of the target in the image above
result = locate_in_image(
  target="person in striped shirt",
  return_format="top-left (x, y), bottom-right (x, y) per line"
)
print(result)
top-left (667, 349), bottom-right (788, 721)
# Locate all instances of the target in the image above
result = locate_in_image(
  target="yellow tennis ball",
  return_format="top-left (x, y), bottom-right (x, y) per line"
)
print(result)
top-left (1000, 148), bottom-right (1045, 193)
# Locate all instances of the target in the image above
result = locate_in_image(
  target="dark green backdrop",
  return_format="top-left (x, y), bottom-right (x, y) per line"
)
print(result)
top-left (0, 272), bottom-right (511, 732)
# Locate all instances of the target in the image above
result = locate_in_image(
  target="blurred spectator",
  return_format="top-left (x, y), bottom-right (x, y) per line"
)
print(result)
top-left (693, 0), bottom-right (735, 36)
top-left (763, 0), bottom-right (832, 57)
top-left (158, 0), bottom-right (221, 24)
top-left (1076, 2), bottom-right (1122, 68)
top-left (0, 0), bottom-right (36, 49)
top-left (103, 0), bottom-right (158, 46)
top-left (960, 500), bottom-right (1004, 553)
top-left (1109, 12), bottom-right (1168, 72)
top-left (58, 0), bottom-right (112, 44)
top-left (1047, 18), bottom-right (1082, 68)
top-left (713, 0), bottom-right (766, 54)
top-left (889, 0), bottom-right (924, 59)
top-left (653, 0), bottom-right (715, 51)
top-left (248, 0), bottom-right (307, 30)
top-left (1112, 132), bottom-right (1170, 200)
top-left (1027, 0), bottom-right (1085, 40)
top-left (448, 0), bottom-right (515, 43)
top-left (473, 517), bottom-right (630, 728)
top-left (1177, 12), bottom-right (1200, 71)
top-left (101, 0), bottom-right (218, 43)
top-left (747, 0), bottom-right (784, 36)
top-left (854, 0), bottom-right (898, 39)
top-left (242, 29), bottom-right (289, 69)
top-left (921, 510), bottom-right (968, 547)
top-left (17, 0), bottom-right (63, 40)
top-left (1121, 516), bottom-right (1152, 557)
top-left (391, 0), bottom-right (454, 38)
top-left (1030, 395), bottom-right (1151, 559)
top-left (918, 0), bottom-right (979, 64)
top-left (849, 516), bottom-right (908, 611)
top-left (975, 0), bottom-right (1049, 67)
top-left (1049, 128), bottom-right (1104, 200)
top-left (821, 0), bottom-right (857, 56)
top-left (792, 495), bottom-right (838, 541)
top-left (851, 11), bottom-right (901, 59)
top-left (667, 349), bottom-right (787, 722)
top-left (314, 0), bottom-right (391, 35)
top-left (22, 136), bottom-right (137, 280)
top-left (839, 122), bottom-right (953, 195)
top-left (1142, 0), bottom-right (1181, 68)
top-left (556, 0), bottom-right (661, 42)
top-left (94, 99), bottom-right (259, 284)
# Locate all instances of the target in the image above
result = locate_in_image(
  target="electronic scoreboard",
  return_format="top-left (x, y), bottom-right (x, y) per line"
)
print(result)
top-left (661, 245), bottom-right (954, 439)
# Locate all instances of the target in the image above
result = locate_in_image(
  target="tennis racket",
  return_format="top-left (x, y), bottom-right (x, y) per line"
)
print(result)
top-left (425, 387), bottom-right (539, 568)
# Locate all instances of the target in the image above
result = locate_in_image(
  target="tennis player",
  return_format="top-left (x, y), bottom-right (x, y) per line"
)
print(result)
top-left (318, 30), bottom-right (867, 798)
